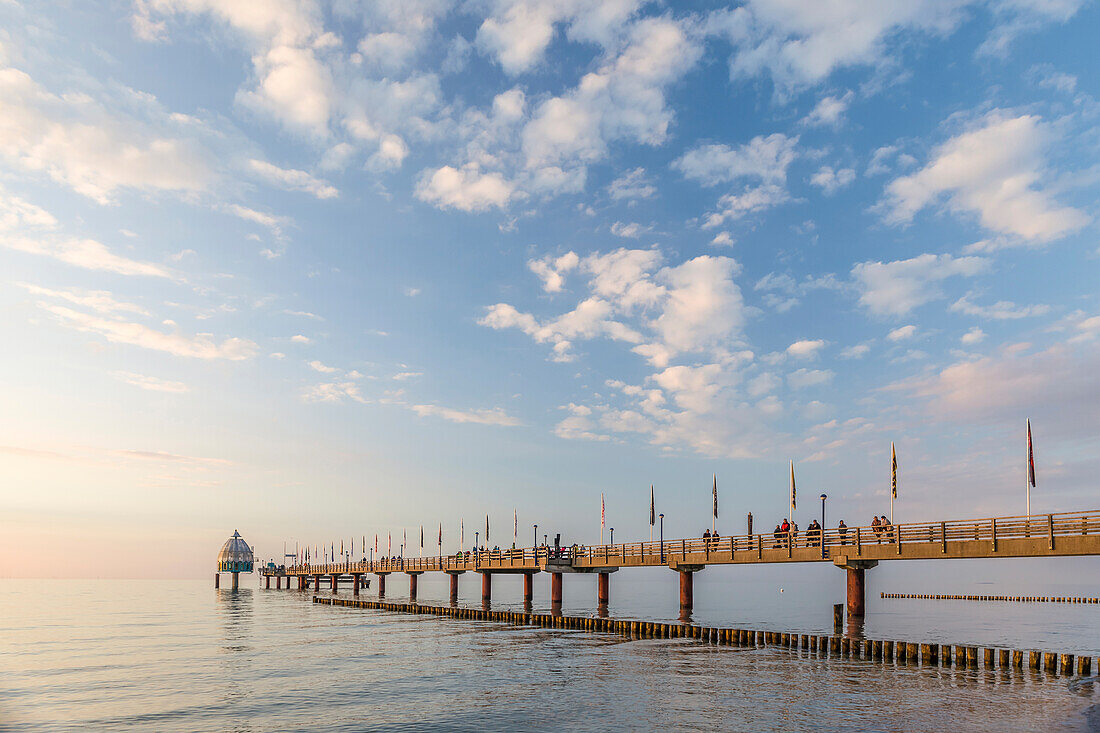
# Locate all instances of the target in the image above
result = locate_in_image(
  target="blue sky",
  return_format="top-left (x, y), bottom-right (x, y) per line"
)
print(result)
top-left (1, 1), bottom-right (1098, 577)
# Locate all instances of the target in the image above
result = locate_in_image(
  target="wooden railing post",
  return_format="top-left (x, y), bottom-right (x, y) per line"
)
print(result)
top-left (1048, 514), bottom-right (1054, 550)
top-left (855, 526), bottom-right (861, 556)
top-left (941, 521), bottom-right (947, 553)
top-left (991, 518), bottom-right (997, 552)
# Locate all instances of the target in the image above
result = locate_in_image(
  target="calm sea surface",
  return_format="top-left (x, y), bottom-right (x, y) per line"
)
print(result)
top-left (3, 558), bottom-right (1099, 731)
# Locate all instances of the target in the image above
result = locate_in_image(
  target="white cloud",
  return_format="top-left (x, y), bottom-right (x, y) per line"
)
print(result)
top-left (810, 166), bottom-right (855, 194)
top-left (0, 66), bottom-right (213, 203)
top-left (840, 343), bottom-right (871, 358)
top-left (554, 402), bottom-right (611, 442)
top-left (17, 283), bottom-right (148, 315)
top-left (787, 368), bottom-right (833, 389)
top-left (225, 204), bottom-right (291, 240)
top-left (415, 165), bottom-right (516, 211)
top-left (3, 235), bottom-right (173, 279)
top-left (476, 0), bottom-right (644, 75)
top-left (40, 304), bottom-right (257, 360)
top-left (528, 251), bottom-right (579, 293)
top-left (949, 294), bottom-right (1050, 320)
top-left (787, 339), bottom-right (825, 358)
top-left (710, 232), bottom-right (734, 247)
top-left (247, 159), bottom-right (338, 199)
top-left (608, 167), bottom-right (656, 200)
top-left (302, 381), bottom-right (366, 404)
top-left (111, 371), bottom-right (189, 393)
top-left (887, 324), bottom-right (917, 341)
top-left (802, 92), bottom-right (853, 127)
top-left (674, 134), bottom-right (797, 187)
top-left (309, 360), bottom-right (338, 373)
top-left (410, 403), bottom-right (521, 426)
top-left (291, 334), bottom-right (312, 344)
top-left (884, 112), bottom-right (1089, 243)
top-left (393, 371), bottom-right (422, 380)
top-left (610, 221), bottom-right (648, 238)
top-left (519, 16), bottom-right (702, 194)
top-left (961, 327), bottom-right (985, 344)
top-left (703, 184), bottom-right (790, 229)
top-left (482, 248), bottom-right (744, 368)
top-left (851, 253), bottom-right (988, 317)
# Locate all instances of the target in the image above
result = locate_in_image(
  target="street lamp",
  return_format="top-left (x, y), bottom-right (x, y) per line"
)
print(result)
top-left (659, 513), bottom-right (665, 563)
top-left (610, 527), bottom-right (614, 545)
top-left (533, 524), bottom-right (538, 547)
top-left (819, 493), bottom-right (828, 558)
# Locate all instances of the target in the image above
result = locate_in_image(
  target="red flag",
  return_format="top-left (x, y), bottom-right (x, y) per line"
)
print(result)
top-left (1027, 419), bottom-right (1036, 487)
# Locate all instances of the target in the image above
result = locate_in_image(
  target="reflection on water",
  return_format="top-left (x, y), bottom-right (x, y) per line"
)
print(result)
top-left (215, 588), bottom-right (253, 713)
top-left (0, 572), bottom-right (1097, 732)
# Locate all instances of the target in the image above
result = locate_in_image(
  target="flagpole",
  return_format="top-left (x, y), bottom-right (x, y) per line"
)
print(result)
top-left (1026, 418), bottom-right (1032, 517)
top-left (712, 474), bottom-right (717, 535)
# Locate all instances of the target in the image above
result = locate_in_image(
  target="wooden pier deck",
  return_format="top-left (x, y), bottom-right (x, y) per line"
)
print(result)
top-left (262, 509), bottom-right (1100, 617)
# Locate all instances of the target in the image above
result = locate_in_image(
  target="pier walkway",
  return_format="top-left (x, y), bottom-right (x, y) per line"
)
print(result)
top-left (261, 509), bottom-right (1100, 618)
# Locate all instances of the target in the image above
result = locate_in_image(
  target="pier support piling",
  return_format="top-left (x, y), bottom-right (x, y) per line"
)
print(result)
top-left (214, 573), bottom-right (219, 589)
top-left (551, 572), bottom-right (563, 607)
top-left (377, 574), bottom-right (386, 598)
top-left (679, 570), bottom-right (693, 611)
top-left (231, 572), bottom-right (239, 591)
top-left (598, 572), bottom-right (610, 606)
top-left (265, 575), bottom-right (270, 590)
top-left (481, 572), bottom-right (492, 603)
top-left (353, 574), bottom-right (360, 595)
top-left (833, 557), bottom-right (877, 618)
top-left (331, 575), bottom-right (338, 592)
top-left (523, 572), bottom-right (534, 602)
top-left (448, 572), bottom-right (460, 603)
top-left (409, 573), bottom-right (419, 602)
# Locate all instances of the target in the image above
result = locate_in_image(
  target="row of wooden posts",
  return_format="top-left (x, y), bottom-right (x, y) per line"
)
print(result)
top-left (882, 592), bottom-right (1098, 604)
top-left (312, 596), bottom-right (1093, 676)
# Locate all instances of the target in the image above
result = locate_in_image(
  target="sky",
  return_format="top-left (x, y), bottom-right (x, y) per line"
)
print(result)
top-left (1, 1), bottom-right (1098, 578)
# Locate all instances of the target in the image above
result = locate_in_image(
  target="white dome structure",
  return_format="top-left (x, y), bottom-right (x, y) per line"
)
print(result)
top-left (215, 530), bottom-right (254, 589)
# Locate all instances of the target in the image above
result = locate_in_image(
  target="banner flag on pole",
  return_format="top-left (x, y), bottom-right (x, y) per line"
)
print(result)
top-left (374, 534), bottom-right (378, 554)
top-left (420, 525), bottom-right (423, 548)
top-left (388, 533), bottom-right (391, 554)
top-left (601, 493), bottom-right (605, 530)
top-left (789, 460), bottom-right (797, 516)
top-left (1027, 419), bottom-right (1036, 487)
top-left (712, 474), bottom-right (718, 519)
top-left (438, 523), bottom-right (442, 548)
top-left (485, 514), bottom-right (489, 544)
top-left (460, 519), bottom-right (464, 550)
top-left (891, 442), bottom-right (898, 499)
top-left (514, 508), bottom-right (518, 540)
top-left (649, 485), bottom-right (655, 526)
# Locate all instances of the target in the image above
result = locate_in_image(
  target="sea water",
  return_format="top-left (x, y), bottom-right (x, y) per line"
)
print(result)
top-left (2, 557), bottom-right (1098, 731)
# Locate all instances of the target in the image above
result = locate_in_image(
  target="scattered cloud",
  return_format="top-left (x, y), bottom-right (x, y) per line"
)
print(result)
top-left (887, 324), bottom-right (917, 341)
top-left (309, 360), bottom-right (338, 373)
top-left (949, 294), bottom-right (1050, 320)
top-left (851, 253), bottom-right (988, 317)
top-left (608, 167), bottom-right (656, 201)
top-left (247, 159), bottom-right (338, 200)
top-left (291, 334), bottom-right (312, 344)
top-left (810, 166), bottom-right (855, 195)
top-left (111, 371), bottom-right (189, 393)
top-left (883, 112), bottom-right (1089, 244)
top-left (787, 339), bottom-right (825, 358)
top-left (40, 304), bottom-right (257, 360)
top-left (961, 327), bottom-right (985, 344)
top-left (410, 403), bottom-right (521, 426)
top-left (802, 91), bottom-right (853, 127)
top-left (302, 381), bottom-right (366, 404)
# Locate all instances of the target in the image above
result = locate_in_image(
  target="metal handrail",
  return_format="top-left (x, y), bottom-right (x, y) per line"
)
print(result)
top-left (270, 509), bottom-right (1100, 575)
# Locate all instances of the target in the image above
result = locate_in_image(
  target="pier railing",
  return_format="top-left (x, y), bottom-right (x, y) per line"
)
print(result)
top-left (275, 509), bottom-right (1100, 576)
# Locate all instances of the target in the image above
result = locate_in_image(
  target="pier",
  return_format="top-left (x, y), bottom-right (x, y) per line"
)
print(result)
top-left (263, 509), bottom-right (1100, 620)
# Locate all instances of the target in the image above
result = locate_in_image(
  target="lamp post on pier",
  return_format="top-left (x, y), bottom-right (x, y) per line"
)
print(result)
top-left (659, 514), bottom-right (665, 563)
top-left (533, 524), bottom-right (538, 547)
top-left (610, 527), bottom-right (614, 545)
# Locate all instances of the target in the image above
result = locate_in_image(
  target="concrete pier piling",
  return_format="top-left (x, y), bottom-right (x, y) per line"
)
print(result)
top-left (551, 572), bottom-right (563, 607)
top-left (523, 572), bottom-right (533, 602)
top-left (481, 572), bottom-right (492, 602)
top-left (598, 572), bottom-right (610, 606)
